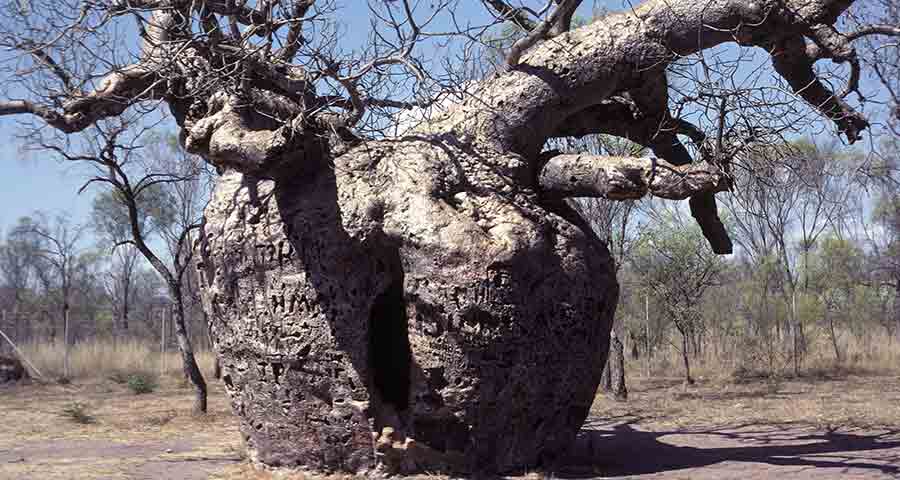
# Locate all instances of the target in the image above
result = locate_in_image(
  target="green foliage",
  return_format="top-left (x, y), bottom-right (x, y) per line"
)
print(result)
top-left (126, 372), bottom-right (159, 395)
top-left (91, 183), bottom-right (177, 246)
top-left (631, 213), bottom-right (728, 315)
top-left (60, 402), bottom-right (95, 424)
top-left (810, 236), bottom-right (863, 291)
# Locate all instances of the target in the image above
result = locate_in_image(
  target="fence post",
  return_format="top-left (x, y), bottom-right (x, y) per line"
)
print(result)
top-left (64, 309), bottom-right (70, 379)
top-left (1, 310), bottom-right (6, 355)
top-left (645, 294), bottom-right (651, 378)
top-left (161, 306), bottom-right (167, 376)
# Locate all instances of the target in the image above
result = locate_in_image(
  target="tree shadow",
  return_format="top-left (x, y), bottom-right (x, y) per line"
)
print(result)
top-left (551, 416), bottom-right (900, 478)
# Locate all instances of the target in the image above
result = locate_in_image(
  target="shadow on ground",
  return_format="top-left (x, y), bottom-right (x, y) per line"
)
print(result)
top-left (554, 417), bottom-right (900, 478)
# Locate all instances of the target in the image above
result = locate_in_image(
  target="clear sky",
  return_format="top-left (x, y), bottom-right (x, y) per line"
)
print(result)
top-left (0, 116), bottom-right (98, 234)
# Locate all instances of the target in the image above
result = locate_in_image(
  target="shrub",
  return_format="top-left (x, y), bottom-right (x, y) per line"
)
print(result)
top-left (60, 402), bottom-right (95, 424)
top-left (126, 372), bottom-right (158, 394)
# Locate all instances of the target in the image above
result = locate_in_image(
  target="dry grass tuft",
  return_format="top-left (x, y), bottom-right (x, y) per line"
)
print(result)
top-left (17, 338), bottom-right (218, 381)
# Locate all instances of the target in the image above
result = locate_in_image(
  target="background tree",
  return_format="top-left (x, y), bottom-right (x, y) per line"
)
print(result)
top-left (632, 207), bottom-right (727, 384)
top-left (810, 236), bottom-right (865, 362)
top-left (59, 120), bottom-right (209, 412)
top-left (92, 184), bottom-right (173, 336)
top-left (0, 223), bottom-right (40, 346)
top-left (12, 214), bottom-right (87, 378)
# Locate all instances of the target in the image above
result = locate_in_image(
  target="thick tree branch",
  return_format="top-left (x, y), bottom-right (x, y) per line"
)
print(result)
top-left (538, 154), bottom-right (729, 201)
top-left (770, 35), bottom-right (869, 143)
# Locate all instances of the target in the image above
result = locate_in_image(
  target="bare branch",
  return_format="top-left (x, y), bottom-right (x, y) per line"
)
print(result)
top-left (847, 24), bottom-right (900, 41)
top-left (483, 0), bottom-right (539, 31)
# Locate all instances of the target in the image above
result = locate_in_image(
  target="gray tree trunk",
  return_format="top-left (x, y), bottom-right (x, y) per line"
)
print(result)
top-left (198, 151), bottom-right (619, 474)
top-left (170, 299), bottom-right (207, 413)
top-left (600, 331), bottom-right (628, 401)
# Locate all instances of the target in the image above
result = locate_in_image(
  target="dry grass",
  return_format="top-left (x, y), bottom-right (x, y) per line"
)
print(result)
top-left (2, 366), bottom-right (899, 479)
top-left (596, 373), bottom-right (900, 432)
top-left (16, 338), bottom-right (217, 381)
top-left (3, 335), bottom-right (900, 479)
top-left (635, 330), bottom-right (900, 384)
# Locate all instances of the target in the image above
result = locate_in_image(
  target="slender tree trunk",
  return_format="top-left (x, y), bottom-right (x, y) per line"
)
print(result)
top-left (894, 280), bottom-right (900, 344)
top-left (122, 277), bottom-right (130, 333)
top-left (171, 290), bottom-right (207, 413)
top-left (63, 307), bottom-right (70, 379)
top-left (11, 300), bottom-right (19, 346)
top-left (680, 325), bottom-right (694, 385)
top-left (827, 307), bottom-right (842, 363)
top-left (204, 312), bottom-right (222, 380)
top-left (609, 331), bottom-right (627, 400)
top-left (645, 294), bottom-right (651, 378)
top-left (790, 289), bottom-right (799, 376)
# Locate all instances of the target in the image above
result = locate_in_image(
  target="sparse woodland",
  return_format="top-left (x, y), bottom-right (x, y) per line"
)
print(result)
top-left (0, 0), bottom-right (897, 475)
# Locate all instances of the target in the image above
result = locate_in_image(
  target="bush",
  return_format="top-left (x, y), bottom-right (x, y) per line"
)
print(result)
top-left (126, 372), bottom-right (158, 394)
top-left (60, 402), bottom-right (95, 424)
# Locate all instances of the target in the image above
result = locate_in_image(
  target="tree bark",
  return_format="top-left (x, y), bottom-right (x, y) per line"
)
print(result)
top-left (609, 331), bottom-right (628, 400)
top-left (199, 142), bottom-right (620, 473)
top-left (171, 298), bottom-right (207, 413)
top-left (680, 325), bottom-right (694, 385)
top-left (893, 280), bottom-right (900, 343)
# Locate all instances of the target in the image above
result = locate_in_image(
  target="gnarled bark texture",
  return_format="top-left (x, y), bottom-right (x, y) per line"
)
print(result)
top-left (197, 139), bottom-right (618, 473)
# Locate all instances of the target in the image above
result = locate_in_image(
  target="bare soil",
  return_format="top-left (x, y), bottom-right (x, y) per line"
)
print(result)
top-left (2, 371), bottom-right (900, 479)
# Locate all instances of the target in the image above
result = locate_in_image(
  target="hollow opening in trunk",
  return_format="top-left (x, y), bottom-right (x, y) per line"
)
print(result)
top-left (368, 253), bottom-right (411, 411)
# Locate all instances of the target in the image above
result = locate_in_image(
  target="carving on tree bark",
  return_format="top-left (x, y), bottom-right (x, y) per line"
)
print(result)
top-left (0, 0), bottom-right (891, 474)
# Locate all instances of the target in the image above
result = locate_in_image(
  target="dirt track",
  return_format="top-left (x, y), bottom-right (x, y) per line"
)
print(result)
top-left (2, 375), bottom-right (899, 479)
top-left (0, 438), bottom-right (241, 480)
top-left (557, 418), bottom-right (900, 479)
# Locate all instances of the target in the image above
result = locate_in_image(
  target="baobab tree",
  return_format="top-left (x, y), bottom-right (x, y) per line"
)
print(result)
top-left (0, 0), bottom-right (895, 474)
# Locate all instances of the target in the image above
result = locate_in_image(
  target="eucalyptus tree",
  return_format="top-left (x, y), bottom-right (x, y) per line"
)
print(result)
top-left (12, 214), bottom-right (86, 377)
top-left (78, 122), bottom-right (209, 412)
top-left (92, 181), bottom-right (172, 335)
top-left (0, 0), bottom-right (894, 474)
top-left (631, 209), bottom-right (727, 384)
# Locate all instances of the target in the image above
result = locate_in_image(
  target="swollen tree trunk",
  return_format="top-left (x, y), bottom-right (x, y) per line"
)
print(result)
top-left (198, 149), bottom-right (620, 474)
top-left (205, 312), bottom-right (222, 380)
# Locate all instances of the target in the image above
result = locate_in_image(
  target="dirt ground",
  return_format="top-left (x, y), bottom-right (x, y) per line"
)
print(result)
top-left (1, 372), bottom-right (899, 479)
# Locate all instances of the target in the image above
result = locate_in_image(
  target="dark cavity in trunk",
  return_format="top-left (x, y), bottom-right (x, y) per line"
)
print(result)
top-left (368, 251), bottom-right (411, 411)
